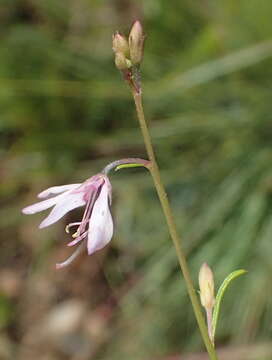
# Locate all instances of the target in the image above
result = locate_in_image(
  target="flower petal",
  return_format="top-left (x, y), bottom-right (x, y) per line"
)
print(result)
top-left (104, 176), bottom-right (112, 205)
top-left (39, 193), bottom-right (86, 229)
top-left (22, 195), bottom-right (62, 215)
top-left (38, 184), bottom-right (81, 198)
top-left (87, 183), bottom-right (113, 255)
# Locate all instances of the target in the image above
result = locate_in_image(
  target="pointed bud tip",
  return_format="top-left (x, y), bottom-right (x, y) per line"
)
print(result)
top-left (201, 262), bottom-right (209, 270)
top-left (112, 32), bottom-right (129, 57)
top-left (128, 20), bottom-right (145, 65)
top-left (199, 263), bottom-right (214, 282)
top-left (131, 20), bottom-right (143, 31)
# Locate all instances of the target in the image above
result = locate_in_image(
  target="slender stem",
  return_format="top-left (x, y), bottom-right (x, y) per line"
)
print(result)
top-left (132, 90), bottom-right (218, 360)
top-left (206, 308), bottom-right (214, 345)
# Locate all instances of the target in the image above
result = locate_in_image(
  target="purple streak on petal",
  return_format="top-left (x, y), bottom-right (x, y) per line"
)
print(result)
top-left (39, 193), bottom-right (86, 229)
top-left (79, 178), bottom-right (104, 202)
top-left (22, 195), bottom-right (63, 215)
top-left (38, 184), bottom-right (81, 199)
top-left (56, 241), bottom-right (86, 269)
top-left (87, 183), bottom-right (113, 255)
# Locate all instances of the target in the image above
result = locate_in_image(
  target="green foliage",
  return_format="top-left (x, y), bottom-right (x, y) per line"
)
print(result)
top-left (0, 295), bottom-right (14, 329)
top-left (212, 269), bottom-right (247, 341)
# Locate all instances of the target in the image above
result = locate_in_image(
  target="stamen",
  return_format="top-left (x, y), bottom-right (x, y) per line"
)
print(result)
top-left (76, 190), bottom-right (98, 235)
top-left (56, 241), bottom-right (86, 269)
top-left (67, 231), bottom-right (88, 247)
top-left (65, 222), bottom-right (81, 233)
top-left (62, 187), bottom-right (100, 263)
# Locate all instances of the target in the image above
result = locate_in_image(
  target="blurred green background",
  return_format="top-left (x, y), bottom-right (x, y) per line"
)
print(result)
top-left (1, 0), bottom-right (272, 359)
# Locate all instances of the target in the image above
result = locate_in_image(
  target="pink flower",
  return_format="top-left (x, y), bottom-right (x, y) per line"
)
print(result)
top-left (22, 174), bottom-right (113, 269)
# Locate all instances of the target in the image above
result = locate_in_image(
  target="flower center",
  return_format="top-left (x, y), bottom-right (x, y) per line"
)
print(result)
top-left (65, 183), bottom-right (103, 246)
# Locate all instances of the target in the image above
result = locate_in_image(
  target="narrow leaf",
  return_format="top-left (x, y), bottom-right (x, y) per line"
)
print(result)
top-left (212, 269), bottom-right (247, 339)
top-left (115, 163), bottom-right (147, 171)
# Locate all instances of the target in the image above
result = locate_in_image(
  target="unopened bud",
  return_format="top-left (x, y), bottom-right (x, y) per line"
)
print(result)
top-left (129, 20), bottom-right (145, 65)
top-left (199, 263), bottom-right (215, 309)
top-left (114, 52), bottom-right (129, 71)
top-left (112, 32), bottom-right (129, 57)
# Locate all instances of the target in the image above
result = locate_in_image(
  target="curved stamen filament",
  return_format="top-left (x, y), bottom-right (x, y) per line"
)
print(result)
top-left (65, 222), bottom-right (81, 233)
top-left (62, 184), bottom-right (101, 262)
top-left (65, 190), bottom-right (98, 241)
top-left (76, 189), bottom-right (99, 235)
top-left (67, 231), bottom-right (88, 247)
top-left (56, 241), bottom-right (86, 269)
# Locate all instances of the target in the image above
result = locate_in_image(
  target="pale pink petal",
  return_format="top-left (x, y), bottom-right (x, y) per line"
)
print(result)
top-left (39, 193), bottom-right (86, 229)
top-left (104, 176), bottom-right (112, 205)
top-left (87, 183), bottom-right (113, 255)
top-left (22, 195), bottom-right (63, 215)
top-left (38, 184), bottom-right (81, 198)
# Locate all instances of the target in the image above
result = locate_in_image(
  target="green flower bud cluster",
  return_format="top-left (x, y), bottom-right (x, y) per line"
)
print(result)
top-left (112, 21), bottom-right (145, 71)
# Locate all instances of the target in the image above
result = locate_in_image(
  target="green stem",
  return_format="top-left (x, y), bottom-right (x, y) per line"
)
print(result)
top-left (132, 90), bottom-right (218, 360)
top-left (206, 308), bottom-right (214, 345)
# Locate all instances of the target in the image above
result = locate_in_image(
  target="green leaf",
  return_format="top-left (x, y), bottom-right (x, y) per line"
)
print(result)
top-left (212, 269), bottom-right (247, 340)
top-left (115, 163), bottom-right (147, 171)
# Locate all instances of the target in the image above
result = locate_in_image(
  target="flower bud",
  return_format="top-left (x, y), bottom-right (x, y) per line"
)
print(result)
top-left (114, 52), bottom-right (129, 71)
top-left (128, 20), bottom-right (145, 65)
top-left (112, 32), bottom-right (129, 57)
top-left (199, 263), bottom-right (215, 309)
